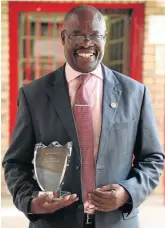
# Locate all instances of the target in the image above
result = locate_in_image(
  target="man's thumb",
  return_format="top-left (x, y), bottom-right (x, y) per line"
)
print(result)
top-left (99, 184), bottom-right (117, 191)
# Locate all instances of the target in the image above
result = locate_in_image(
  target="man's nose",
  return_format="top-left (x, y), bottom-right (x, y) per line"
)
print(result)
top-left (81, 38), bottom-right (94, 47)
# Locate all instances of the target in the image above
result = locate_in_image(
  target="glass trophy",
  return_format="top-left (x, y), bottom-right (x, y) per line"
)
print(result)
top-left (34, 141), bottom-right (72, 199)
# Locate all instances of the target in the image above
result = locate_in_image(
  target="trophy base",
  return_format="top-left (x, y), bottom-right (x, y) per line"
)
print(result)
top-left (57, 191), bottom-right (71, 198)
top-left (38, 191), bottom-right (71, 200)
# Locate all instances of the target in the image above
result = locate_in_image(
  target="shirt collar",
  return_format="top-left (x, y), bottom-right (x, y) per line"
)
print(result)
top-left (65, 62), bottom-right (103, 83)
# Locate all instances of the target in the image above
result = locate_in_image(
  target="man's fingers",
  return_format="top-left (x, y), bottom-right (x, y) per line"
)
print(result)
top-left (63, 194), bottom-right (79, 207)
top-left (59, 197), bottom-right (79, 208)
top-left (64, 194), bottom-right (75, 200)
top-left (89, 192), bottom-right (114, 211)
top-left (89, 199), bottom-right (112, 211)
top-left (98, 184), bottom-right (118, 191)
top-left (62, 194), bottom-right (78, 203)
top-left (92, 189), bottom-right (114, 199)
top-left (88, 188), bottom-right (119, 212)
top-left (89, 199), bottom-right (104, 208)
top-left (48, 194), bottom-right (79, 211)
top-left (89, 193), bottom-right (108, 204)
top-left (60, 194), bottom-right (78, 206)
top-left (52, 194), bottom-right (78, 207)
top-left (31, 193), bottom-right (79, 214)
top-left (95, 207), bottom-right (113, 212)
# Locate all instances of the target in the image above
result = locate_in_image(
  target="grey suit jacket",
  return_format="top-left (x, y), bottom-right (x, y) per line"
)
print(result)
top-left (2, 64), bottom-right (164, 228)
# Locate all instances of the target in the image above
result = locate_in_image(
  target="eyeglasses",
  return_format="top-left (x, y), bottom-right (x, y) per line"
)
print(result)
top-left (63, 30), bottom-right (107, 43)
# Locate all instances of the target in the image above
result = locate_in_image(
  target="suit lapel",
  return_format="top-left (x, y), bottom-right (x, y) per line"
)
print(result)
top-left (46, 64), bottom-right (122, 164)
top-left (46, 66), bottom-right (81, 161)
top-left (97, 65), bottom-right (122, 164)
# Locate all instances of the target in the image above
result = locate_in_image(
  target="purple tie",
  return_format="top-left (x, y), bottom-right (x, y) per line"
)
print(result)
top-left (73, 74), bottom-right (95, 203)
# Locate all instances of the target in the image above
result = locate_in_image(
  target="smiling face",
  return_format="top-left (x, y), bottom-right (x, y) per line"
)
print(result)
top-left (61, 9), bottom-right (106, 73)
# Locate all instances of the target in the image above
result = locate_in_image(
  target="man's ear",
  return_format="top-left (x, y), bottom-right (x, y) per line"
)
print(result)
top-left (61, 30), bottom-right (65, 45)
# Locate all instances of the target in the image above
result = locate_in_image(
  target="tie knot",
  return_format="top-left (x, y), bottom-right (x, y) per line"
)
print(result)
top-left (80, 74), bottom-right (92, 85)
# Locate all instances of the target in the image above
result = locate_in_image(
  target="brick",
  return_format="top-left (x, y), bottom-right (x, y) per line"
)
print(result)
top-left (143, 78), bottom-right (155, 85)
top-left (1, 0), bottom-right (9, 196)
top-left (143, 47), bottom-right (155, 55)
top-left (143, 54), bottom-right (155, 63)
top-left (155, 77), bottom-right (165, 84)
top-left (143, 62), bottom-right (155, 71)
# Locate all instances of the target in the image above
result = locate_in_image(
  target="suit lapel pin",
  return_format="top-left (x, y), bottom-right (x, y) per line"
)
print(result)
top-left (110, 103), bottom-right (116, 109)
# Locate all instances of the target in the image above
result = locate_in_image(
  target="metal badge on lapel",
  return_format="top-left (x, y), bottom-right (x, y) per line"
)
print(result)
top-left (110, 103), bottom-right (116, 109)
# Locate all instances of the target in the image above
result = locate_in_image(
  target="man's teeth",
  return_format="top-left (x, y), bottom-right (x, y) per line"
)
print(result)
top-left (78, 53), bottom-right (94, 58)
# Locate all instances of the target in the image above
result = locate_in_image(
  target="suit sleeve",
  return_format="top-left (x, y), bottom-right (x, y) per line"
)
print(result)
top-left (119, 85), bottom-right (164, 214)
top-left (2, 87), bottom-right (40, 221)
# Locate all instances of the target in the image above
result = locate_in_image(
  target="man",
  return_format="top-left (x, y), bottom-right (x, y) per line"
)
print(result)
top-left (2, 5), bottom-right (164, 228)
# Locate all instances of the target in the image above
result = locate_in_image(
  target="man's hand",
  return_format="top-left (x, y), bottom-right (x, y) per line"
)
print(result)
top-left (31, 193), bottom-right (79, 214)
top-left (88, 184), bottom-right (129, 212)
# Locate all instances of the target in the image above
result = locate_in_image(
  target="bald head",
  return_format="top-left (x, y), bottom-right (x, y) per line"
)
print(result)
top-left (64, 5), bottom-right (105, 28)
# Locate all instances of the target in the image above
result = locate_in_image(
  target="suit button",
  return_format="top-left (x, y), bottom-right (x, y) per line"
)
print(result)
top-left (75, 165), bottom-right (80, 170)
top-left (78, 204), bottom-right (83, 210)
